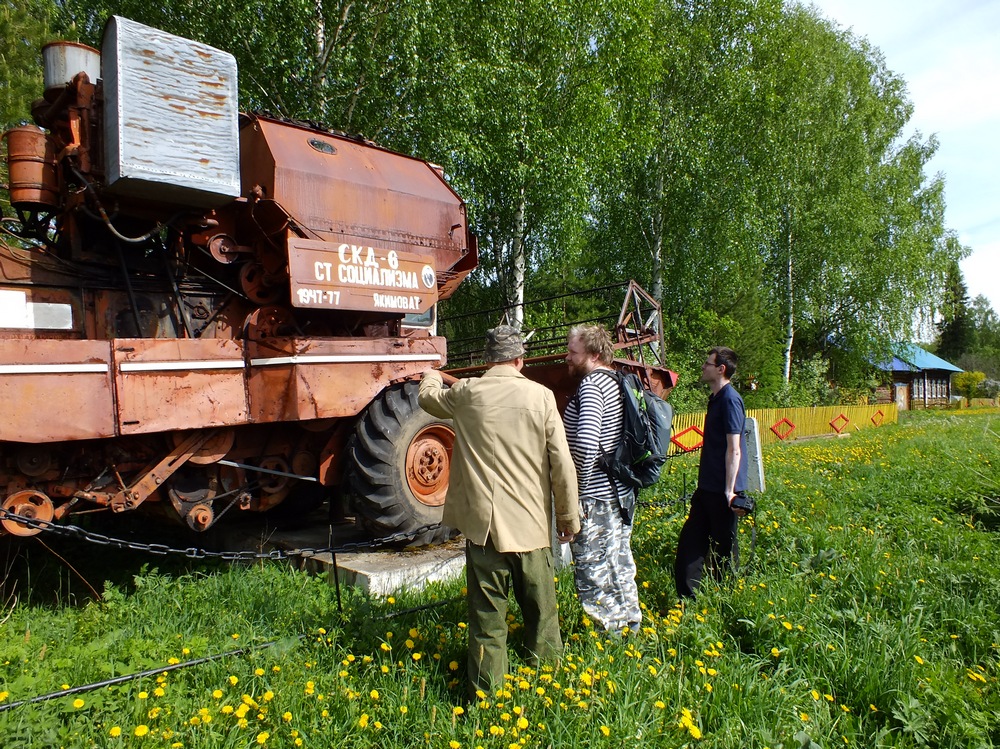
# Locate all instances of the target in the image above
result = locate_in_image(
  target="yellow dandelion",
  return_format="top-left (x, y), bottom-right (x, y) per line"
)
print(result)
top-left (453, 705), bottom-right (465, 716)
top-left (228, 676), bottom-right (239, 686)
top-left (771, 647), bottom-right (781, 658)
top-left (213, 689), bottom-right (223, 699)
top-left (800, 712), bottom-right (810, 722)
top-left (72, 698), bottom-right (85, 709)
top-left (449, 661), bottom-right (459, 672)
top-left (153, 687), bottom-right (165, 698)
top-left (256, 731), bottom-right (269, 744)
top-left (283, 711), bottom-right (293, 722)
top-left (914, 656), bottom-right (924, 665)
top-left (782, 621), bottom-right (793, 631)
top-left (359, 713), bottom-right (370, 728)
top-left (517, 717), bottom-right (529, 730)
top-left (370, 690), bottom-right (380, 700)
top-left (599, 725), bottom-right (610, 737)
top-left (400, 705), bottom-right (408, 714)
top-left (449, 742), bottom-right (461, 749)
top-left (134, 725), bottom-right (150, 737)
top-left (255, 668), bottom-right (265, 676)
top-left (109, 727), bottom-right (122, 737)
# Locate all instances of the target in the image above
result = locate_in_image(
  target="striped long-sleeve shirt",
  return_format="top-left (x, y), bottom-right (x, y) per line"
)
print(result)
top-left (563, 368), bottom-right (628, 502)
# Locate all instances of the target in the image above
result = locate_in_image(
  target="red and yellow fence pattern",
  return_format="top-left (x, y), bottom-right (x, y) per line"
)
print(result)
top-left (669, 403), bottom-right (898, 453)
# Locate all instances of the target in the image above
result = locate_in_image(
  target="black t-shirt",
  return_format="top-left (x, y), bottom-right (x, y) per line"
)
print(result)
top-left (697, 383), bottom-right (748, 494)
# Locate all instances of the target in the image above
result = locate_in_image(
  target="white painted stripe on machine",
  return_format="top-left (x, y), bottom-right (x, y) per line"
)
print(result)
top-left (0, 363), bottom-right (109, 375)
top-left (119, 360), bottom-right (246, 373)
top-left (249, 353), bottom-right (442, 367)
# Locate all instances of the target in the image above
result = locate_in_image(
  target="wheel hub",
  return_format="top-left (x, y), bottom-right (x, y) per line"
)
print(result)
top-left (405, 425), bottom-right (454, 507)
top-left (2, 490), bottom-right (55, 537)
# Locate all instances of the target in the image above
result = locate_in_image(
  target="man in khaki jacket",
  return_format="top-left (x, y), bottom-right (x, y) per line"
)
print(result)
top-left (419, 325), bottom-right (580, 698)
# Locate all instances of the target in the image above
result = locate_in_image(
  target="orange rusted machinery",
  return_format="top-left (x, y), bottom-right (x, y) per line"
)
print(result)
top-left (0, 17), bottom-right (476, 542)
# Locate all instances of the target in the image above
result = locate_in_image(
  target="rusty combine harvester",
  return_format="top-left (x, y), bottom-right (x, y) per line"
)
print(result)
top-left (0, 17), bottom-right (477, 543)
top-left (1, 18), bottom-right (677, 548)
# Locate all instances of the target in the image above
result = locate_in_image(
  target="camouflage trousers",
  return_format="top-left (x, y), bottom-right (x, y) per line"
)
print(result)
top-left (570, 496), bottom-right (642, 632)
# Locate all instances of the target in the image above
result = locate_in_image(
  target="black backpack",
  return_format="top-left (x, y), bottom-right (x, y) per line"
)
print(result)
top-left (594, 370), bottom-right (674, 492)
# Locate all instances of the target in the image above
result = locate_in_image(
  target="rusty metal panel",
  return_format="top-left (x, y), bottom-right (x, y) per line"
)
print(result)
top-left (114, 338), bottom-right (248, 435)
top-left (246, 336), bottom-right (447, 423)
top-left (240, 117), bottom-right (470, 275)
top-left (102, 16), bottom-right (240, 206)
top-left (0, 339), bottom-right (116, 442)
top-left (287, 237), bottom-right (437, 314)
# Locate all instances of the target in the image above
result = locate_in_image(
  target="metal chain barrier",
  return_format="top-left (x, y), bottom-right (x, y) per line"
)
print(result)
top-left (636, 492), bottom-right (691, 511)
top-left (0, 508), bottom-right (443, 559)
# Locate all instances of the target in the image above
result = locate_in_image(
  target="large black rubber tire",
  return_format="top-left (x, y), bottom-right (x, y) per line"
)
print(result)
top-left (348, 381), bottom-right (457, 546)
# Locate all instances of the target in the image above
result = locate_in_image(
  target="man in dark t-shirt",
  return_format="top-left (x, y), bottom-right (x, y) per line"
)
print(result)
top-left (674, 346), bottom-right (747, 598)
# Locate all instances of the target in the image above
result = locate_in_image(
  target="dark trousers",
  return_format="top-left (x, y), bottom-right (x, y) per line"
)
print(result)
top-left (674, 488), bottom-right (739, 598)
top-left (465, 536), bottom-right (561, 698)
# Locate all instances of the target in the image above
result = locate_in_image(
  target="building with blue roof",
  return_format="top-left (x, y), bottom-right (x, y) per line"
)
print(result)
top-left (875, 343), bottom-right (963, 409)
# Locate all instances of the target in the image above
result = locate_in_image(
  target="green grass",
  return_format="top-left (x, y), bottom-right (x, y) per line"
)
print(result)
top-left (2, 409), bottom-right (998, 748)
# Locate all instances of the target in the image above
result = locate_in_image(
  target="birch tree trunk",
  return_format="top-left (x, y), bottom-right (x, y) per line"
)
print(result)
top-left (651, 166), bottom-right (665, 303)
top-left (782, 221), bottom-right (795, 384)
top-left (510, 183), bottom-right (527, 328)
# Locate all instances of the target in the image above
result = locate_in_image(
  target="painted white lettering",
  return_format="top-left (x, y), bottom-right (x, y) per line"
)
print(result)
top-left (315, 261), bottom-right (333, 281)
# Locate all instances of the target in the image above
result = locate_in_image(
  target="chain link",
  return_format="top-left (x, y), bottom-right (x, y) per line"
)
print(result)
top-left (636, 492), bottom-right (692, 510)
top-left (0, 509), bottom-right (443, 558)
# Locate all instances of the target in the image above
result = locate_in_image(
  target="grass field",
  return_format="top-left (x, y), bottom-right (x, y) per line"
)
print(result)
top-left (1, 409), bottom-right (998, 748)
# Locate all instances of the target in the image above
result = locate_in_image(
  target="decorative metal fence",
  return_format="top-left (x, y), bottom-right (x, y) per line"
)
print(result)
top-left (669, 403), bottom-right (899, 454)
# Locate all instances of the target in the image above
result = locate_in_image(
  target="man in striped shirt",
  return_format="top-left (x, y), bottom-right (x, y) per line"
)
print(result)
top-left (563, 324), bottom-right (642, 632)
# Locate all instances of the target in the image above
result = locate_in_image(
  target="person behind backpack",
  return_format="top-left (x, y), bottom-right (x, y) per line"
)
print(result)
top-left (563, 324), bottom-right (642, 633)
top-left (674, 346), bottom-right (749, 598)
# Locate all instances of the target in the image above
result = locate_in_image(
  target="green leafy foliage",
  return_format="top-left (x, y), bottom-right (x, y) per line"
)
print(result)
top-left (953, 371), bottom-right (987, 401)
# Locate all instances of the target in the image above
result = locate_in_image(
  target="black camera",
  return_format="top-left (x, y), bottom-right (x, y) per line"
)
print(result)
top-left (731, 492), bottom-right (755, 514)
